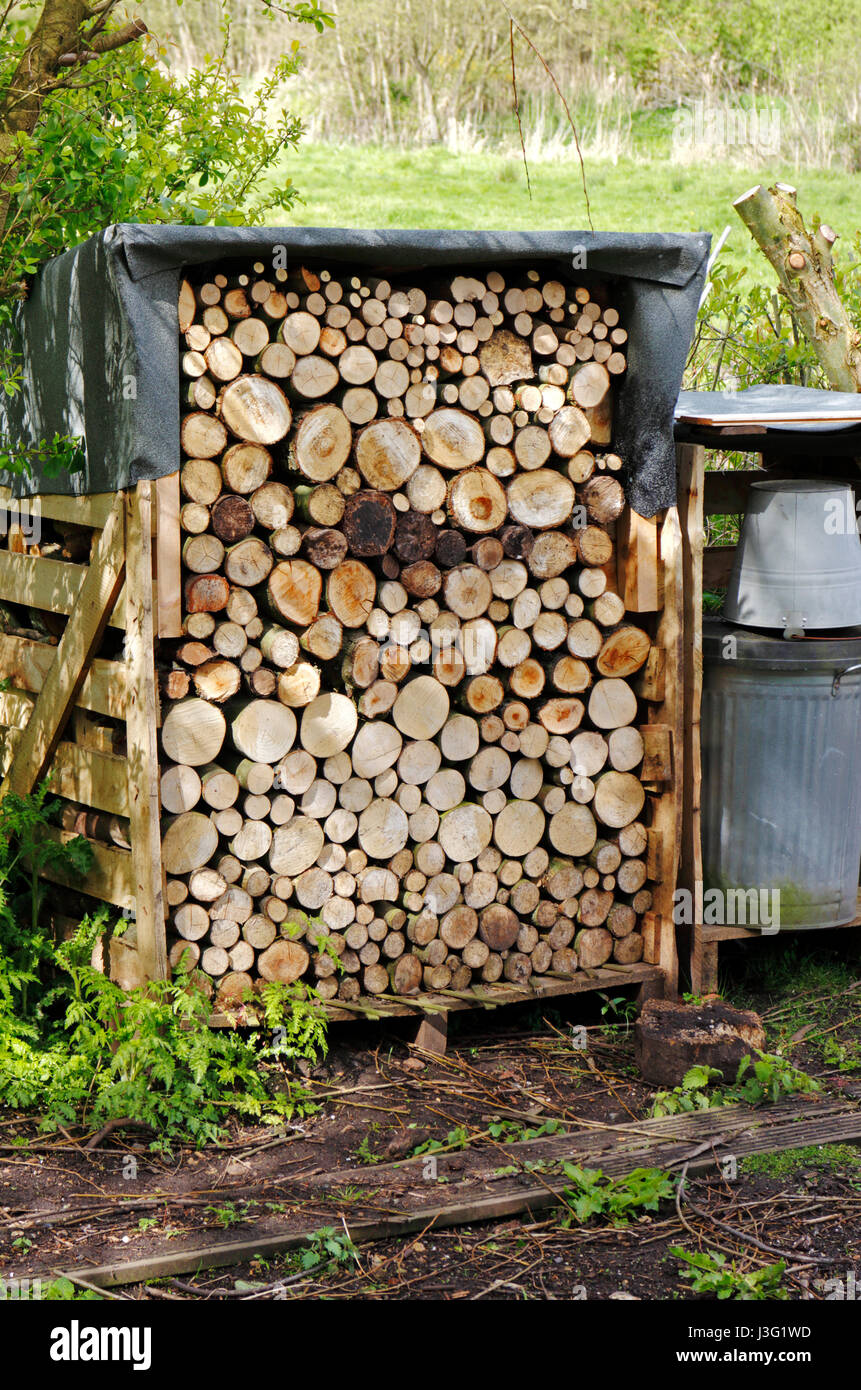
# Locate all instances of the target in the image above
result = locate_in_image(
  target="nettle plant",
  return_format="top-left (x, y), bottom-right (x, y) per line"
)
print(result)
top-left (651, 1053), bottom-right (819, 1118)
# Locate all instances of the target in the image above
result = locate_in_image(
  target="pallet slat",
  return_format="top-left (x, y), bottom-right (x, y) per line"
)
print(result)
top-left (0, 549), bottom-right (127, 630)
top-left (0, 728), bottom-right (129, 816)
top-left (38, 826), bottom-right (135, 908)
top-left (0, 486), bottom-right (119, 530)
top-left (0, 633), bottom-right (128, 719)
top-left (0, 495), bottom-right (127, 802)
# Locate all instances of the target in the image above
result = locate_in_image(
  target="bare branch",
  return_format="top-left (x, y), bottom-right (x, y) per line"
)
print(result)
top-left (90, 17), bottom-right (146, 52)
top-left (502, 4), bottom-right (593, 233)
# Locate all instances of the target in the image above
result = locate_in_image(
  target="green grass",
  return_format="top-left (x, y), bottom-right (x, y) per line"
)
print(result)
top-left (279, 145), bottom-right (861, 285)
top-left (740, 1144), bottom-right (861, 1180)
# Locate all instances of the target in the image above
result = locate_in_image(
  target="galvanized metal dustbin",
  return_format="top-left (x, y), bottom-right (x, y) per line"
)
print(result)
top-left (702, 619), bottom-right (861, 929)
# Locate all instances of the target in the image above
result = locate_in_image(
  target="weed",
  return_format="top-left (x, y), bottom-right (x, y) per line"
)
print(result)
top-left (286, 1226), bottom-right (360, 1273)
top-left (822, 1036), bottom-right (861, 1073)
top-left (205, 1201), bottom-right (256, 1229)
top-left (355, 1134), bottom-right (386, 1166)
top-left (136, 1217), bottom-right (159, 1233)
top-left (598, 993), bottom-right (638, 1031)
top-left (328, 1185), bottom-right (376, 1204)
top-left (487, 1117), bottom-right (564, 1143)
top-left (651, 1053), bottom-right (818, 1118)
top-left (558, 1165), bottom-right (676, 1226)
top-left (410, 1125), bottom-right (471, 1157)
top-left (671, 1246), bottom-right (788, 1300)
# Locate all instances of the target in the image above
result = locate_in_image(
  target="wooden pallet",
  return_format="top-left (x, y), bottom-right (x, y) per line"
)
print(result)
top-left (0, 479), bottom-right (177, 984)
top-left (210, 962), bottom-right (665, 1051)
top-left (0, 477), bottom-right (683, 1020)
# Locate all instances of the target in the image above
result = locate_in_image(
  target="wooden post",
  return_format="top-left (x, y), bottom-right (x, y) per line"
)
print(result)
top-left (125, 483), bottom-right (168, 981)
top-left (641, 506), bottom-right (683, 998)
top-left (155, 472), bottom-right (183, 639)
top-left (677, 444), bottom-right (707, 994)
top-left (413, 1010), bottom-right (448, 1056)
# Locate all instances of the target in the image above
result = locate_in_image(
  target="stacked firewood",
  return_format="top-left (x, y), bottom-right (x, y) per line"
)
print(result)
top-left (162, 260), bottom-right (653, 1007)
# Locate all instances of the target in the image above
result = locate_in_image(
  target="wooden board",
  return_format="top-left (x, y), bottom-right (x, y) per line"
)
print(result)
top-left (0, 486), bottom-right (118, 530)
top-left (703, 545), bottom-right (737, 588)
top-left (53, 1093), bottom-right (861, 1289)
top-left (0, 728), bottom-right (129, 816)
top-left (616, 507), bottom-right (662, 612)
top-left (124, 483), bottom-right (168, 981)
top-left (210, 963), bottom-right (664, 1027)
top-left (704, 468), bottom-right (766, 516)
top-left (0, 634), bottom-right (128, 719)
top-left (0, 550), bottom-right (127, 629)
top-left (678, 408), bottom-right (861, 425)
top-left (155, 472), bottom-right (182, 640)
top-left (677, 445), bottom-right (705, 998)
top-left (640, 506), bottom-right (683, 995)
top-left (38, 826), bottom-right (135, 908)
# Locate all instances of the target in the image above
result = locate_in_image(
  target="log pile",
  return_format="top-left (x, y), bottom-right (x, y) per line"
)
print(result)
top-left (163, 260), bottom-right (653, 1008)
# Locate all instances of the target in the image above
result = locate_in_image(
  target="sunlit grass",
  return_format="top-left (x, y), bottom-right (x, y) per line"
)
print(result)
top-left (274, 144), bottom-right (861, 285)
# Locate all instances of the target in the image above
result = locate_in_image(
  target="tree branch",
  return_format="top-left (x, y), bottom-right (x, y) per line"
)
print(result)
top-left (89, 17), bottom-right (146, 52)
top-left (734, 182), bottom-right (861, 393)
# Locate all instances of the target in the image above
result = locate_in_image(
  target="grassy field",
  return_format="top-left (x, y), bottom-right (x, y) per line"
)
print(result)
top-left (283, 145), bottom-right (861, 284)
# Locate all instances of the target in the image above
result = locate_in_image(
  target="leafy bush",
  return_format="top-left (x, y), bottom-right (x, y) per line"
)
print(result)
top-left (0, 2), bottom-right (334, 309)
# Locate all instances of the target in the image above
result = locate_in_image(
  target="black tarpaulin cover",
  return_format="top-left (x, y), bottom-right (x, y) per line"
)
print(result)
top-left (0, 224), bottom-right (710, 516)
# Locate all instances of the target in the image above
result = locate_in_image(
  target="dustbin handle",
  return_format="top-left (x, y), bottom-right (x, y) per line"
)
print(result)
top-left (832, 664), bottom-right (861, 695)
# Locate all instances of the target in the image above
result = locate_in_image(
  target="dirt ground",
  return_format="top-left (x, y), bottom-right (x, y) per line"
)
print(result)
top-left (4, 935), bottom-right (861, 1301)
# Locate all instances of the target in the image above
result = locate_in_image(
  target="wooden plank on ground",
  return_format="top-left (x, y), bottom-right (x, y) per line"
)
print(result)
top-left (155, 472), bottom-right (182, 639)
top-left (0, 550), bottom-right (126, 629)
top-left (0, 486), bottom-right (117, 530)
top-left (0, 634), bottom-right (128, 719)
top-left (0, 494), bottom-right (126, 800)
top-left (39, 827), bottom-right (134, 908)
top-left (53, 1095), bottom-right (861, 1289)
top-left (124, 483), bottom-right (168, 981)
